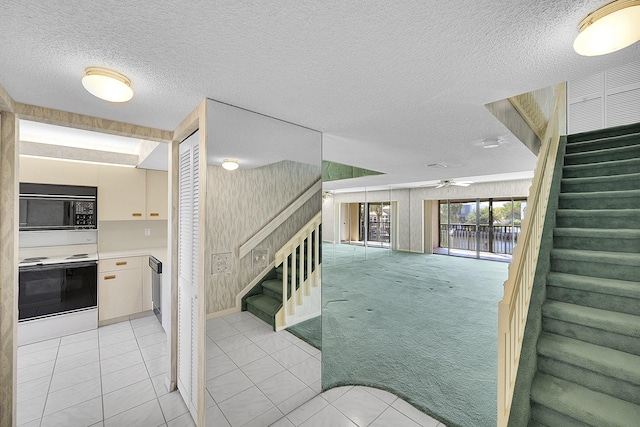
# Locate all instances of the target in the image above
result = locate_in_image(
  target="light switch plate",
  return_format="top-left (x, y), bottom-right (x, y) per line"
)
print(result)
top-left (211, 252), bottom-right (232, 275)
top-left (252, 249), bottom-right (269, 268)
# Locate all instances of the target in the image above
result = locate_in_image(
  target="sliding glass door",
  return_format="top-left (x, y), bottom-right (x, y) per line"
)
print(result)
top-left (439, 198), bottom-right (526, 260)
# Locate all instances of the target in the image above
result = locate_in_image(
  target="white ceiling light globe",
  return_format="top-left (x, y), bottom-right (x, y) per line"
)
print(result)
top-left (82, 67), bottom-right (134, 103)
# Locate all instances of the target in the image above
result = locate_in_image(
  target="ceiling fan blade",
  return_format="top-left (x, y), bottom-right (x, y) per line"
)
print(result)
top-left (435, 184), bottom-right (445, 188)
top-left (453, 182), bottom-right (471, 187)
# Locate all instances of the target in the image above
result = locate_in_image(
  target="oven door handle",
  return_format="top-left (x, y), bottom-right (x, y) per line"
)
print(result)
top-left (19, 260), bottom-right (98, 272)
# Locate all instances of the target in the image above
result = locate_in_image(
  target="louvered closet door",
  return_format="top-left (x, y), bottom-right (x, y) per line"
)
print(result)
top-left (178, 130), bottom-right (200, 420)
top-left (568, 59), bottom-right (640, 134)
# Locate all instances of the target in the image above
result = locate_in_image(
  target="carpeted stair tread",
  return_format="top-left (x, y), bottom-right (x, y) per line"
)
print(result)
top-left (261, 279), bottom-right (283, 295)
top-left (565, 132), bottom-right (640, 154)
top-left (554, 227), bottom-right (640, 240)
top-left (563, 144), bottom-right (640, 165)
top-left (551, 248), bottom-right (640, 267)
top-left (553, 227), bottom-right (640, 253)
top-left (561, 172), bottom-right (640, 192)
top-left (245, 294), bottom-right (282, 316)
top-left (542, 301), bottom-right (640, 339)
top-left (537, 332), bottom-right (640, 386)
top-left (567, 121), bottom-right (640, 143)
top-left (558, 189), bottom-right (640, 210)
top-left (561, 157), bottom-right (640, 178)
top-left (555, 209), bottom-right (640, 229)
top-left (530, 373), bottom-right (640, 427)
top-left (547, 272), bottom-right (640, 300)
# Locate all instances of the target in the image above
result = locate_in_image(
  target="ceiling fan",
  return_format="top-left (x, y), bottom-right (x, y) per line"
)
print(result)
top-left (435, 179), bottom-right (473, 188)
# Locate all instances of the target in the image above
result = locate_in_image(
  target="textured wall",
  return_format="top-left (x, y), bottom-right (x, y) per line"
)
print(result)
top-left (0, 112), bottom-right (18, 426)
top-left (205, 160), bottom-right (321, 314)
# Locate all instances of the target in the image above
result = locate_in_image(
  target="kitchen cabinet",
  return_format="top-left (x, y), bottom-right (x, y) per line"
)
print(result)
top-left (98, 166), bottom-right (147, 221)
top-left (145, 170), bottom-right (168, 220)
top-left (20, 156), bottom-right (99, 186)
top-left (98, 256), bottom-right (143, 322)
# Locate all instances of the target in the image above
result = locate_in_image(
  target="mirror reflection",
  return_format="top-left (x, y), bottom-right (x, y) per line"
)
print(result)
top-left (322, 177), bottom-right (528, 426)
top-left (203, 100), bottom-right (322, 425)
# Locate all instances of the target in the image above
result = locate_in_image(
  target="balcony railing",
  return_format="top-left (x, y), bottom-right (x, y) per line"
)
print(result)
top-left (439, 224), bottom-right (521, 255)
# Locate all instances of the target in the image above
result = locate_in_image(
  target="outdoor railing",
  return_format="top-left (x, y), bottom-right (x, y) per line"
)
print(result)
top-left (497, 83), bottom-right (566, 426)
top-left (439, 224), bottom-right (521, 255)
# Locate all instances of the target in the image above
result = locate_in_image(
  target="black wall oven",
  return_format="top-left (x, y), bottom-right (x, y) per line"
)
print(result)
top-left (19, 183), bottom-right (97, 231)
top-left (18, 261), bottom-right (98, 321)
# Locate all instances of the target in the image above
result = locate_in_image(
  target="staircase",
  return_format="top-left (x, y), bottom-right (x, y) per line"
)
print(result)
top-left (528, 123), bottom-right (640, 426)
top-left (242, 214), bottom-right (321, 331)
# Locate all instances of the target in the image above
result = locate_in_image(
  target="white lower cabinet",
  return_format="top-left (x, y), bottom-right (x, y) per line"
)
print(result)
top-left (98, 256), bottom-right (143, 322)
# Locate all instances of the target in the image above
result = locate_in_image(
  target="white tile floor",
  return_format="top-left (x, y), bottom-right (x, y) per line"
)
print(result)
top-left (205, 311), bottom-right (446, 427)
top-left (17, 311), bottom-right (446, 427)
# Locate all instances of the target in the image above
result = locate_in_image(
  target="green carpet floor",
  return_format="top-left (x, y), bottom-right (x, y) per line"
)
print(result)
top-left (320, 244), bottom-right (507, 427)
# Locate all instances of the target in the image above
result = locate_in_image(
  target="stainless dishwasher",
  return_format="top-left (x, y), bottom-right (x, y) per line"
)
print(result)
top-left (149, 256), bottom-right (162, 323)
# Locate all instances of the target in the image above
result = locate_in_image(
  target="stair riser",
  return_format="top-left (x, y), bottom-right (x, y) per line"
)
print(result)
top-left (565, 136), bottom-right (640, 154)
top-left (538, 356), bottom-right (640, 406)
top-left (543, 317), bottom-right (640, 357)
top-left (246, 303), bottom-right (275, 329)
top-left (553, 235), bottom-right (640, 253)
top-left (555, 213), bottom-right (640, 229)
top-left (561, 177), bottom-right (640, 193)
top-left (550, 258), bottom-right (640, 282)
top-left (262, 288), bottom-right (282, 301)
top-left (564, 145), bottom-right (640, 165)
top-left (568, 124), bottom-right (640, 143)
top-left (562, 160), bottom-right (640, 178)
top-left (558, 195), bottom-right (640, 210)
top-left (547, 286), bottom-right (640, 317)
top-left (530, 403), bottom-right (587, 427)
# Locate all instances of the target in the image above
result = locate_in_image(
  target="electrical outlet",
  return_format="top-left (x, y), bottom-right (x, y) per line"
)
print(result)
top-left (211, 252), bottom-right (232, 275)
top-left (252, 249), bottom-right (269, 268)
top-left (144, 228), bottom-right (151, 236)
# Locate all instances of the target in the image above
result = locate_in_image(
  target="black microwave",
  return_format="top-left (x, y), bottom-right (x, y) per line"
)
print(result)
top-left (19, 183), bottom-right (97, 231)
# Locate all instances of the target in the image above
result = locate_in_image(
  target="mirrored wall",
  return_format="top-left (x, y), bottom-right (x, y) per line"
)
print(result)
top-left (202, 100), bottom-right (322, 426)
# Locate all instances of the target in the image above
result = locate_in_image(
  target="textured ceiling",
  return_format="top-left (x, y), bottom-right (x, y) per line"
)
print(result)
top-left (1, 0), bottom-right (638, 190)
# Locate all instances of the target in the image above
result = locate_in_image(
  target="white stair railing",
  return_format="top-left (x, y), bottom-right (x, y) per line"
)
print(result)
top-left (274, 212), bottom-right (322, 331)
top-left (497, 83), bottom-right (566, 426)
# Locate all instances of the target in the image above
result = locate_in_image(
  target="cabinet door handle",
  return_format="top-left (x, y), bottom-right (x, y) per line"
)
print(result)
top-left (150, 213), bottom-right (160, 217)
top-left (132, 213), bottom-right (143, 217)
top-left (104, 275), bottom-right (116, 280)
top-left (116, 261), bottom-right (127, 266)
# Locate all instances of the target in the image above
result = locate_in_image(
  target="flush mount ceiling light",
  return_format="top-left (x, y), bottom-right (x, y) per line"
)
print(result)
top-left (82, 67), bottom-right (133, 102)
top-left (222, 159), bottom-right (239, 170)
top-left (481, 139), bottom-right (501, 149)
top-left (574, 0), bottom-right (640, 56)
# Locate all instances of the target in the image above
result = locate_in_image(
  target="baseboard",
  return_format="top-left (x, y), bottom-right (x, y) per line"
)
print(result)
top-left (206, 306), bottom-right (241, 320)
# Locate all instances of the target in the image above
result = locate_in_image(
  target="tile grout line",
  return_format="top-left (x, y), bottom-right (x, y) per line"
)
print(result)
top-left (207, 317), bottom-right (320, 425)
top-left (133, 319), bottom-right (169, 426)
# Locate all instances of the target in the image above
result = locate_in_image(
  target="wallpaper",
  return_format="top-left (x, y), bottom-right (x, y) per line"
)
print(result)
top-left (0, 112), bottom-right (18, 425)
top-left (205, 160), bottom-right (321, 314)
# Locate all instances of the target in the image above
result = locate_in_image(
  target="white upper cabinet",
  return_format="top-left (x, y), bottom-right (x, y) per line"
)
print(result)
top-left (145, 170), bottom-right (168, 220)
top-left (98, 165), bottom-right (147, 221)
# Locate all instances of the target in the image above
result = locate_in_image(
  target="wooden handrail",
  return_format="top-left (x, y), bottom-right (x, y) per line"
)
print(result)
top-left (274, 212), bottom-right (322, 331)
top-left (497, 83), bottom-right (566, 426)
top-left (238, 180), bottom-right (321, 259)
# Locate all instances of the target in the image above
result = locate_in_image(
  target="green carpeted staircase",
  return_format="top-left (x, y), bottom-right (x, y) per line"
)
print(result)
top-left (528, 123), bottom-right (640, 426)
top-left (242, 239), bottom-right (318, 330)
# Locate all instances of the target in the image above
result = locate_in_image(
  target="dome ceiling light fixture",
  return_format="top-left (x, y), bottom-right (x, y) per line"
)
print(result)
top-left (222, 158), bottom-right (239, 170)
top-left (574, 0), bottom-right (640, 56)
top-left (82, 67), bottom-right (134, 103)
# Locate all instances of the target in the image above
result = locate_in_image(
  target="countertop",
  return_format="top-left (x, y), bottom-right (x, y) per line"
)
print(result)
top-left (98, 246), bottom-right (167, 264)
